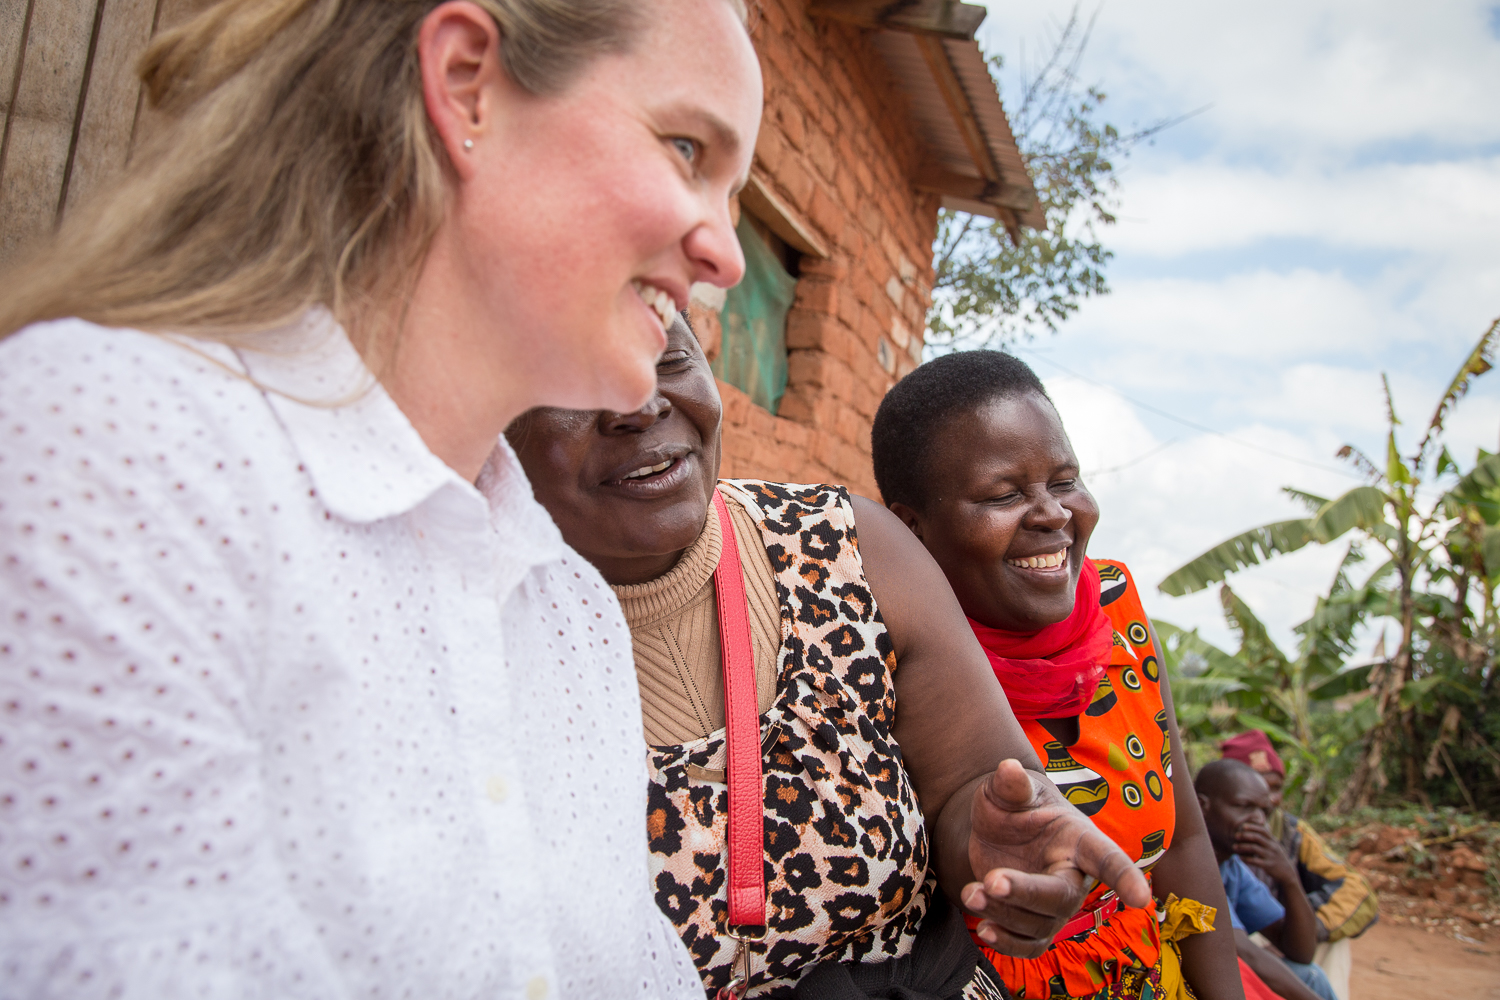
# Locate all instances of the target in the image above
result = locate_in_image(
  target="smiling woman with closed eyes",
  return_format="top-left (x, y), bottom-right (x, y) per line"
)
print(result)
top-left (872, 353), bottom-right (1244, 1000)
top-left (507, 315), bottom-right (1156, 999)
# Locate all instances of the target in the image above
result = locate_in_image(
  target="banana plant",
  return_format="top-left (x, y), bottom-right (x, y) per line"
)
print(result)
top-left (1158, 317), bottom-right (1500, 811)
top-left (1157, 541), bottom-right (1388, 813)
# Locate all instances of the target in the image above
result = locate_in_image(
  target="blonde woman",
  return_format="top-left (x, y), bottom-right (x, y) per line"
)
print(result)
top-left (0, 1), bottom-right (758, 996)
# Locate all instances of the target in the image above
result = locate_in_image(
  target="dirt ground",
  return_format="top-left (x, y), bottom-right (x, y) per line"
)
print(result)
top-left (1349, 920), bottom-right (1500, 999)
top-left (1322, 818), bottom-right (1500, 998)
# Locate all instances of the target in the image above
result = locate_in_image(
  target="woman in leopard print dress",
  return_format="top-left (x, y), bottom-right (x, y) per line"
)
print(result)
top-left (508, 316), bottom-right (1150, 997)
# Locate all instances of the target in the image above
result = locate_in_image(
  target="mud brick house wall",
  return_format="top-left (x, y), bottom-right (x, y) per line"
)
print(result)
top-left (1, 0), bottom-right (1039, 502)
top-left (692, 0), bottom-right (1042, 499)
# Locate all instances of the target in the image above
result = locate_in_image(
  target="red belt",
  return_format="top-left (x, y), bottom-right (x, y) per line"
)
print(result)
top-left (1056, 894), bottom-right (1119, 940)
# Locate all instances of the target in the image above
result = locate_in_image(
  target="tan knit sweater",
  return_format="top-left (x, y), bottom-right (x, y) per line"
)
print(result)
top-left (612, 488), bottom-right (782, 746)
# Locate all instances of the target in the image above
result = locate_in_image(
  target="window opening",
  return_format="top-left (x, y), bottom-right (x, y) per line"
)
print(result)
top-left (712, 214), bottom-right (799, 415)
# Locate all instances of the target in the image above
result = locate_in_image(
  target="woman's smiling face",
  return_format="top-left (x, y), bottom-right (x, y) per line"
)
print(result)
top-left (456, 0), bottom-right (761, 416)
top-left (894, 392), bottom-right (1100, 632)
top-left (507, 314), bottom-right (723, 584)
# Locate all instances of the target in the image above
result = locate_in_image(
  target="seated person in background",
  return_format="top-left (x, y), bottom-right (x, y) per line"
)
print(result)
top-left (507, 314), bottom-right (1152, 998)
top-left (1219, 732), bottom-right (1375, 1000)
top-left (1194, 761), bottom-right (1337, 1000)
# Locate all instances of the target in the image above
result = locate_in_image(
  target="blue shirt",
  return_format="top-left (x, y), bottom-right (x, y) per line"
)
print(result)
top-left (1220, 854), bottom-right (1286, 933)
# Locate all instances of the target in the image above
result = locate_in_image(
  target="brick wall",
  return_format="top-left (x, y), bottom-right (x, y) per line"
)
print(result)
top-left (708, 0), bottom-right (940, 501)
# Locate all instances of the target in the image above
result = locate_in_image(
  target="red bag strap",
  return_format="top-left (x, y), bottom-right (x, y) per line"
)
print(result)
top-left (711, 490), bottom-right (766, 933)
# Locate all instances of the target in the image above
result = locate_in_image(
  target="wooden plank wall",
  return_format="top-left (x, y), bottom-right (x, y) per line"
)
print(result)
top-left (0, 0), bottom-right (201, 269)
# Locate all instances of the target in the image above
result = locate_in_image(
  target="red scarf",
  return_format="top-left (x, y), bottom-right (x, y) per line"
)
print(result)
top-left (967, 560), bottom-right (1114, 720)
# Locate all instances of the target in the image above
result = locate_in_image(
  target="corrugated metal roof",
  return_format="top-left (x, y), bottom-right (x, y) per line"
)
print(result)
top-left (866, 27), bottom-right (1045, 233)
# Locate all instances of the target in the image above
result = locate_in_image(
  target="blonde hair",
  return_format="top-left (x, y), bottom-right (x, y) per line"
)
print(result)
top-left (0, 0), bottom-right (660, 352)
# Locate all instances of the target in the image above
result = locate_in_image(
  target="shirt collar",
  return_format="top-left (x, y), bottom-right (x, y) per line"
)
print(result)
top-left (233, 310), bottom-right (464, 524)
top-left (476, 438), bottom-right (572, 579)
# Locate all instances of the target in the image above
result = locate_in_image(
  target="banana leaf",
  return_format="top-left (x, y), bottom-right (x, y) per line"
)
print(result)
top-left (1232, 712), bottom-right (1305, 751)
top-left (1310, 486), bottom-right (1390, 543)
top-left (1158, 519), bottom-right (1313, 596)
top-left (1307, 663), bottom-right (1374, 701)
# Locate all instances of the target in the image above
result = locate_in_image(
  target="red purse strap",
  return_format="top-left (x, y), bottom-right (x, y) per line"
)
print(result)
top-left (711, 490), bottom-right (767, 933)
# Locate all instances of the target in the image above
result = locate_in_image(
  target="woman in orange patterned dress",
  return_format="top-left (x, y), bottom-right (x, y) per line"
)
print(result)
top-left (873, 352), bottom-right (1245, 1000)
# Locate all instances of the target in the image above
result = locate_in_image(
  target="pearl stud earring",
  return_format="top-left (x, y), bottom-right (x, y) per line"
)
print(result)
top-left (463, 139), bottom-right (474, 151)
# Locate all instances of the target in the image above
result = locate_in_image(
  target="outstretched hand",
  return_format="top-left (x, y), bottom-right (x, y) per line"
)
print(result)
top-left (961, 759), bottom-right (1152, 957)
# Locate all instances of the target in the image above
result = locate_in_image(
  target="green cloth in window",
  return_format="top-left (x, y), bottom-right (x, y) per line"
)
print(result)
top-left (713, 216), bottom-right (797, 414)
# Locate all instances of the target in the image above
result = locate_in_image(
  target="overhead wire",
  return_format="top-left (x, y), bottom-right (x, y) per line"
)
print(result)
top-left (1084, 437), bottom-right (1180, 477)
top-left (1016, 347), bottom-right (1370, 482)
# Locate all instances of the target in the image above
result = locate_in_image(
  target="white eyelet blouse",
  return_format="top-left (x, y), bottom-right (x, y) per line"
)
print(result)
top-left (0, 314), bottom-right (703, 1000)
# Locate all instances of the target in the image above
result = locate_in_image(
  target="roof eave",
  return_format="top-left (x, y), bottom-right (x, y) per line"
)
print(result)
top-left (809, 0), bottom-right (1045, 238)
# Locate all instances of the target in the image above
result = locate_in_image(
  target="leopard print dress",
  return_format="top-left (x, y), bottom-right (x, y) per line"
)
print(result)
top-left (645, 480), bottom-right (1005, 999)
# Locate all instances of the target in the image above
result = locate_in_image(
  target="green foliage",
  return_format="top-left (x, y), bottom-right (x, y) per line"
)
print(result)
top-left (1158, 317), bottom-right (1500, 816)
top-left (925, 6), bottom-right (1193, 350)
top-left (1157, 520), bottom-right (1314, 596)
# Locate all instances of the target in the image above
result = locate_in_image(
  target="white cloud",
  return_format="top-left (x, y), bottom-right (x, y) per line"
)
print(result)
top-left (1045, 374), bottom-right (1366, 652)
top-left (961, 0), bottom-right (1500, 654)
top-left (1056, 269), bottom-right (1426, 365)
top-left (979, 0), bottom-right (1500, 153)
top-left (1109, 157), bottom-right (1500, 258)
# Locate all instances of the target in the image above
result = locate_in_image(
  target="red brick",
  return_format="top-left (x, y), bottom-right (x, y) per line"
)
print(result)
top-left (794, 279), bottom-right (838, 316)
top-left (833, 404), bottom-right (863, 447)
top-left (799, 256), bottom-right (848, 281)
top-left (776, 157), bottom-right (816, 213)
top-left (808, 129), bottom-right (837, 182)
top-left (785, 311), bottom-right (834, 351)
top-left (830, 64), bottom-right (855, 105)
top-left (718, 379), bottom-right (751, 426)
top-left (776, 386), bottom-right (815, 425)
top-left (781, 386), bottom-right (841, 430)
top-left (850, 379), bottom-right (880, 420)
top-left (869, 290), bottom-right (893, 333)
top-left (751, 437), bottom-right (783, 472)
top-left (835, 168), bottom-right (859, 213)
top-left (687, 302), bottom-right (722, 361)
top-left (807, 186), bottom-right (843, 243)
top-left (786, 349), bottom-right (831, 389)
top-left (793, 17), bottom-right (824, 69)
top-left (837, 290), bottom-right (862, 333)
top-left (778, 103), bottom-right (806, 150)
top-left (755, 127), bottom-right (788, 178)
top-left (834, 440), bottom-right (867, 482)
top-left (774, 418), bottom-right (811, 450)
top-left (811, 430), bottom-right (839, 470)
top-left (790, 72), bottom-right (820, 121)
top-left (853, 156), bottom-right (875, 199)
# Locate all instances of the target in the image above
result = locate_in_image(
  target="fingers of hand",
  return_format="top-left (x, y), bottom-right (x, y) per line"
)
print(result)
top-left (1074, 826), bottom-right (1152, 909)
top-left (971, 918), bottom-right (1058, 960)
top-left (983, 869), bottom-right (1085, 921)
top-left (984, 759), bottom-right (1040, 811)
top-left (982, 868), bottom-right (1015, 899)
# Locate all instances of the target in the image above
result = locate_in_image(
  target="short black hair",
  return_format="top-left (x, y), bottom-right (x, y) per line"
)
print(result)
top-left (871, 350), bottom-right (1050, 511)
top-left (1194, 757), bottom-right (1263, 801)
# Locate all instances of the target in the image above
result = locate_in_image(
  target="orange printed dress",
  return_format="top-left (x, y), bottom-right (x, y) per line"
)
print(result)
top-left (974, 560), bottom-right (1180, 999)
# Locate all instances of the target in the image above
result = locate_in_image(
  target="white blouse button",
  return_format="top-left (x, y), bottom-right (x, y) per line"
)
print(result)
top-left (485, 774), bottom-right (510, 804)
top-left (527, 974), bottom-right (550, 1000)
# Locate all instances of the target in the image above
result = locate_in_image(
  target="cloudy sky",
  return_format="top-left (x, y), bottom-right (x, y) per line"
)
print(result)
top-left (973, 0), bottom-right (1500, 653)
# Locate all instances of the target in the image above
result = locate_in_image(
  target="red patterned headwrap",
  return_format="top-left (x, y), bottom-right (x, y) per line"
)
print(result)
top-left (1221, 729), bottom-right (1285, 778)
